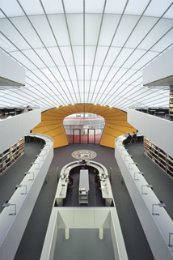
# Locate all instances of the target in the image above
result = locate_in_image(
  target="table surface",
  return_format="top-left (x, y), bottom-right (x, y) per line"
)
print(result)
top-left (79, 169), bottom-right (89, 191)
top-left (55, 160), bottom-right (113, 201)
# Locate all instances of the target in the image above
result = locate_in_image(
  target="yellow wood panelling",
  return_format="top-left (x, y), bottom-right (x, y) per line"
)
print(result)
top-left (32, 104), bottom-right (136, 148)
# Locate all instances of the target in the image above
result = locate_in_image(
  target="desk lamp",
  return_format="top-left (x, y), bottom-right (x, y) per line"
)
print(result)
top-left (141, 184), bottom-right (153, 194)
top-left (152, 201), bottom-right (166, 215)
top-left (2, 202), bottom-right (16, 215)
top-left (31, 162), bottom-right (40, 169)
top-left (15, 184), bottom-right (27, 194)
top-left (25, 171), bottom-right (34, 180)
top-left (134, 172), bottom-right (144, 181)
top-left (129, 162), bottom-right (137, 169)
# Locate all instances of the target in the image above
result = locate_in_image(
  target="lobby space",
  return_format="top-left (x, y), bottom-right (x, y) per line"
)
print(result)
top-left (13, 142), bottom-right (154, 260)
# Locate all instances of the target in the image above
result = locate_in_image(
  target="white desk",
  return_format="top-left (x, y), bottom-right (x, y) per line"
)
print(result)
top-left (99, 176), bottom-right (113, 206)
top-left (79, 169), bottom-right (89, 204)
top-left (87, 161), bottom-right (113, 206)
top-left (55, 160), bottom-right (113, 207)
top-left (55, 170), bottom-right (70, 206)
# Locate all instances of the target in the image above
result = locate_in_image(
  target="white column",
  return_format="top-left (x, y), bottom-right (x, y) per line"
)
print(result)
top-left (99, 228), bottom-right (103, 239)
top-left (65, 228), bottom-right (69, 239)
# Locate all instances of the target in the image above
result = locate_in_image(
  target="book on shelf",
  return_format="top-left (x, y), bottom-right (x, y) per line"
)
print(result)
top-left (144, 136), bottom-right (173, 177)
top-left (0, 137), bottom-right (25, 175)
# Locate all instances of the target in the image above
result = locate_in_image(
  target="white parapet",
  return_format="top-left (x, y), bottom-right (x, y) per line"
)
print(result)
top-left (0, 134), bottom-right (54, 260)
top-left (143, 46), bottom-right (173, 87)
top-left (0, 49), bottom-right (25, 86)
top-left (115, 136), bottom-right (173, 260)
top-left (0, 109), bottom-right (41, 154)
top-left (40, 207), bottom-right (128, 260)
top-left (127, 109), bottom-right (173, 158)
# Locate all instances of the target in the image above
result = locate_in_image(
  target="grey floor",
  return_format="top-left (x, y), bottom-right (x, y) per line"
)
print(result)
top-left (54, 229), bottom-right (115, 260)
top-left (1, 142), bottom-right (157, 260)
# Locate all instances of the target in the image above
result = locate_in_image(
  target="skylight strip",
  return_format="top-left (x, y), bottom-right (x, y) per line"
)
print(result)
top-left (90, 0), bottom-right (129, 104)
top-left (16, 0), bottom-right (74, 105)
top-left (117, 87), bottom-right (168, 108)
top-left (0, 93), bottom-right (28, 106)
top-left (115, 87), bottom-right (168, 108)
top-left (119, 96), bottom-right (169, 110)
top-left (104, 38), bottom-right (173, 106)
top-left (61, 0), bottom-right (81, 104)
top-left (96, 0), bottom-right (152, 104)
top-left (40, 0), bottom-right (78, 105)
top-left (18, 86), bottom-right (54, 108)
top-left (98, 2), bottom-right (173, 105)
top-left (23, 82), bottom-right (53, 106)
top-left (83, 0), bottom-right (85, 104)
top-left (0, 41), bottom-right (64, 107)
top-left (86, 0), bottom-right (107, 103)
top-left (25, 76), bottom-right (59, 107)
top-left (0, 11), bottom-right (69, 106)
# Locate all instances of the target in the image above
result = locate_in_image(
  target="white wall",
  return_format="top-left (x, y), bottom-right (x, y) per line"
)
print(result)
top-left (143, 46), bottom-right (173, 86)
top-left (0, 109), bottom-right (41, 154)
top-left (0, 49), bottom-right (25, 86)
top-left (0, 134), bottom-right (54, 260)
top-left (40, 208), bottom-right (128, 260)
top-left (127, 109), bottom-right (173, 158)
top-left (115, 136), bottom-right (173, 260)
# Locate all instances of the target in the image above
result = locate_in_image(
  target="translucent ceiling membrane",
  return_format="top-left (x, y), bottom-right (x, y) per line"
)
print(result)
top-left (0, 0), bottom-right (172, 112)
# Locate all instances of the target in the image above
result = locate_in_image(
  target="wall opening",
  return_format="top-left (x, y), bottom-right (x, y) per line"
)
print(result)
top-left (63, 113), bottom-right (105, 144)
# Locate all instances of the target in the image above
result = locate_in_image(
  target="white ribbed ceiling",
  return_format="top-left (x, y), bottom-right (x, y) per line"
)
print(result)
top-left (0, 0), bottom-right (173, 111)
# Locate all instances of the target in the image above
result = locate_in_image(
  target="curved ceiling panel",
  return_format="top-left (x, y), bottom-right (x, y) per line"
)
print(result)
top-left (0, 0), bottom-right (172, 111)
top-left (32, 104), bottom-right (136, 148)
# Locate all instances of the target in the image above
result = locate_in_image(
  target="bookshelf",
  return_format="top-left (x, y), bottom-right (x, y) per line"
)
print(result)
top-left (169, 86), bottom-right (173, 120)
top-left (144, 137), bottom-right (173, 178)
top-left (0, 137), bottom-right (25, 175)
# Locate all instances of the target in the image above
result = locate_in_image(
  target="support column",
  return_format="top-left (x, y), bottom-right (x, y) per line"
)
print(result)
top-left (99, 228), bottom-right (103, 239)
top-left (65, 228), bottom-right (69, 239)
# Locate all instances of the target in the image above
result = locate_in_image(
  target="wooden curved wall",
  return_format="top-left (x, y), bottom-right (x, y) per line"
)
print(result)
top-left (32, 104), bottom-right (136, 148)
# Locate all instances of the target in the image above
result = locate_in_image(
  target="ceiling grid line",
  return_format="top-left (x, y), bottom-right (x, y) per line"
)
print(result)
top-left (15, 0), bottom-right (75, 105)
top-left (98, 2), bottom-right (173, 105)
top-left (95, 0), bottom-right (152, 104)
top-left (61, 0), bottom-right (81, 105)
top-left (90, 0), bottom-right (129, 104)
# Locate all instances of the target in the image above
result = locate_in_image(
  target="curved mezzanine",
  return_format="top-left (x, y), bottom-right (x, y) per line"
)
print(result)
top-left (0, 133), bottom-right (53, 260)
top-left (115, 135), bottom-right (173, 260)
